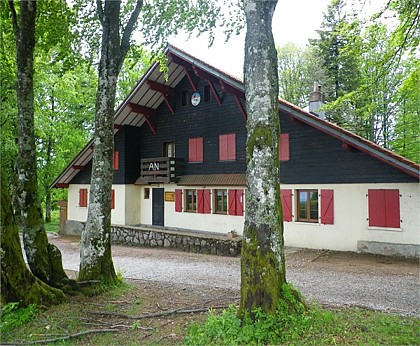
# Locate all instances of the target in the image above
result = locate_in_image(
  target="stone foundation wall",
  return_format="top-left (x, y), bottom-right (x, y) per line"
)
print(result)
top-left (111, 225), bottom-right (241, 257)
top-left (357, 240), bottom-right (419, 259)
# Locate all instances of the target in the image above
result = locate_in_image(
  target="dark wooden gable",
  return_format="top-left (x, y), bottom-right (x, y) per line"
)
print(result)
top-left (279, 111), bottom-right (418, 183)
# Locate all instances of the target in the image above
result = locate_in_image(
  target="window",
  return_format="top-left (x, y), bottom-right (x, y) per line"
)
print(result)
top-left (79, 188), bottom-right (88, 207)
top-left (228, 189), bottom-right (244, 216)
top-left (204, 85), bottom-right (211, 102)
top-left (279, 134), bottom-right (290, 161)
top-left (214, 189), bottom-right (228, 214)
top-left (219, 133), bottom-right (236, 161)
top-left (368, 189), bottom-right (400, 228)
top-left (181, 90), bottom-right (188, 106)
top-left (296, 190), bottom-right (318, 222)
top-left (144, 188), bottom-right (150, 199)
top-left (197, 189), bottom-right (211, 214)
top-left (163, 142), bottom-right (175, 158)
top-left (186, 189), bottom-right (197, 212)
top-left (113, 151), bottom-right (119, 170)
top-left (188, 137), bottom-right (203, 163)
top-left (111, 189), bottom-right (115, 209)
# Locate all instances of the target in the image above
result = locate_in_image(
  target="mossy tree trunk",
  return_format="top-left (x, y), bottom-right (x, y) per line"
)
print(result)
top-left (78, 0), bottom-right (142, 284)
top-left (1, 173), bottom-right (67, 307)
top-left (9, 0), bottom-right (74, 292)
top-left (240, 0), bottom-right (303, 318)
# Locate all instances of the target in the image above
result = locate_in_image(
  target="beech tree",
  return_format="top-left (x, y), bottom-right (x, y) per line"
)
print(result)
top-left (8, 0), bottom-right (74, 292)
top-left (78, 0), bottom-right (237, 284)
top-left (1, 173), bottom-right (66, 307)
top-left (240, 0), bottom-right (304, 317)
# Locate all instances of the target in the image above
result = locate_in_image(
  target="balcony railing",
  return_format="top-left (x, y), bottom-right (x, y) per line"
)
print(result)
top-left (137, 157), bottom-right (184, 184)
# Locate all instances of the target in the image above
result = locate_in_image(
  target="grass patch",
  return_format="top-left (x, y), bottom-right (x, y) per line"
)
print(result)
top-left (2, 280), bottom-right (418, 346)
top-left (185, 304), bottom-right (420, 345)
top-left (44, 209), bottom-right (60, 233)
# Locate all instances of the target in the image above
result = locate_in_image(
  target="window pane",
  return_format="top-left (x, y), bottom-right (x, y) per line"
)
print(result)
top-left (310, 191), bottom-right (318, 220)
top-left (299, 191), bottom-right (307, 219)
top-left (216, 189), bottom-right (227, 213)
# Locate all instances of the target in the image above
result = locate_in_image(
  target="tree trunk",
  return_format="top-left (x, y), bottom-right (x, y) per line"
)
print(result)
top-left (1, 173), bottom-right (67, 307)
top-left (239, 0), bottom-right (304, 318)
top-left (9, 0), bottom-right (75, 292)
top-left (78, 1), bottom-right (122, 284)
top-left (45, 137), bottom-right (53, 223)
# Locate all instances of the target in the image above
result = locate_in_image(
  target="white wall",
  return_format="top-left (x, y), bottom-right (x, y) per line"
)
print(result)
top-left (67, 184), bottom-right (141, 226)
top-left (141, 184), bottom-right (245, 235)
top-left (67, 182), bottom-right (419, 252)
top-left (282, 183), bottom-right (420, 252)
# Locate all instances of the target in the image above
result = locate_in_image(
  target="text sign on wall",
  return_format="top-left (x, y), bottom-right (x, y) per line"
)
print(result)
top-left (148, 162), bottom-right (160, 171)
top-left (165, 192), bottom-right (175, 202)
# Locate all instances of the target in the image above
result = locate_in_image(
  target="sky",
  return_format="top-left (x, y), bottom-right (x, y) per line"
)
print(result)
top-left (168, 0), bottom-right (332, 78)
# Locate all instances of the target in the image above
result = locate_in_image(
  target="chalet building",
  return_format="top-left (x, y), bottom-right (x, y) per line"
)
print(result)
top-left (52, 45), bottom-right (420, 258)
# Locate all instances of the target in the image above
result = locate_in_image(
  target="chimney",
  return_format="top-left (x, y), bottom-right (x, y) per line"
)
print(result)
top-left (309, 82), bottom-right (325, 119)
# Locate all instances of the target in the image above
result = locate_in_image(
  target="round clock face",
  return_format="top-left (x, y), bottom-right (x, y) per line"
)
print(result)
top-left (191, 92), bottom-right (201, 106)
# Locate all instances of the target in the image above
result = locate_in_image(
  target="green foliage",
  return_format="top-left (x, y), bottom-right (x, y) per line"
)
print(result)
top-left (185, 303), bottom-right (420, 346)
top-left (0, 303), bottom-right (39, 335)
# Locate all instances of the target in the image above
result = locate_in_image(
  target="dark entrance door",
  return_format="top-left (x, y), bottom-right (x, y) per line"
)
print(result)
top-left (152, 188), bottom-right (164, 226)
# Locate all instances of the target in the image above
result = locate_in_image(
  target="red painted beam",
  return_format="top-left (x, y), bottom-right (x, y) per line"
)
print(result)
top-left (73, 165), bottom-right (84, 170)
top-left (114, 124), bottom-right (123, 130)
top-left (192, 65), bottom-right (219, 83)
top-left (128, 103), bottom-right (156, 117)
top-left (147, 80), bottom-right (175, 97)
top-left (234, 95), bottom-right (247, 121)
top-left (208, 80), bottom-right (222, 106)
top-left (143, 114), bottom-right (156, 135)
top-left (55, 183), bottom-right (69, 188)
top-left (220, 80), bottom-right (245, 99)
top-left (182, 67), bottom-right (197, 91)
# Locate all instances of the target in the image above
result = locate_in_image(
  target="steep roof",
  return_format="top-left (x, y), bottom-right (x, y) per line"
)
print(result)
top-left (51, 45), bottom-right (419, 187)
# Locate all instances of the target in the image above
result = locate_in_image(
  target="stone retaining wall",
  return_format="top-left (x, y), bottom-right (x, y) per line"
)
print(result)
top-left (111, 225), bottom-right (241, 257)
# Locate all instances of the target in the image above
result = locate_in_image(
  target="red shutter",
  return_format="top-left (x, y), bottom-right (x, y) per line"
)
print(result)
top-left (175, 189), bottom-right (182, 212)
top-left (279, 133), bottom-right (290, 161)
top-left (385, 189), bottom-right (400, 228)
top-left (228, 189), bottom-right (236, 215)
top-left (320, 189), bottom-right (334, 224)
top-left (189, 138), bottom-right (196, 162)
top-left (113, 151), bottom-right (119, 170)
top-left (281, 189), bottom-right (292, 222)
top-left (227, 134), bottom-right (236, 160)
top-left (197, 189), bottom-right (204, 213)
top-left (111, 189), bottom-right (115, 209)
top-left (219, 135), bottom-right (228, 161)
top-left (197, 137), bottom-right (203, 162)
top-left (203, 189), bottom-right (211, 214)
top-left (235, 189), bottom-right (244, 216)
top-left (368, 189), bottom-right (385, 227)
top-left (79, 189), bottom-right (88, 207)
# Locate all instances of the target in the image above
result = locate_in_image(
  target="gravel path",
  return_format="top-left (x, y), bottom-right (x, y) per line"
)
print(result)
top-left (48, 234), bottom-right (420, 317)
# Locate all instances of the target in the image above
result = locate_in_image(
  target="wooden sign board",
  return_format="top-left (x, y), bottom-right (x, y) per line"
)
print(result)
top-left (165, 192), bottom-right (175, 202)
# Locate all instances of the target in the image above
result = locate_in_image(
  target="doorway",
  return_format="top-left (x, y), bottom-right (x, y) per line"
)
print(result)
top-left (152, 188), bottom-right (164, 226)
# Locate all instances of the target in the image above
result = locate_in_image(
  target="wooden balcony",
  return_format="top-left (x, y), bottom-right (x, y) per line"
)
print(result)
top-left (137, 157), bottom-right (184, 184)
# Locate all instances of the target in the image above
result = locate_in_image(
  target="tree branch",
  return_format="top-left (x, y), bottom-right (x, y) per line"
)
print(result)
top-left (96, 0), bottom-right (104, 24)
top-left (8, 0), bottom-right (19, 41)
top-left (12, 329), bottom-right (117, 345)
top-left (120, 0), bottom-right (143, 59)
top-left (89, 305), bottom-right (229, 319)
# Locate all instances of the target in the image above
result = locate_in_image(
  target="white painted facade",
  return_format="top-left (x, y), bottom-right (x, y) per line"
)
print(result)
top-left (67, 181), bottom-right (419, 254)
top-left (282, 182), bottom-right (420, 252)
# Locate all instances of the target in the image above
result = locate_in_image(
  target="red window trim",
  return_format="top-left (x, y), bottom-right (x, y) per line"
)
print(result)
top-left (279, 133), bottom-right (290, 161)
top-left (188, 137), bottom-right (203, 163)
top-left (320, 189), bottom-right (334, 224)
top-left (113, 151), bottom-right (119, 170)
top-left (175, 189), bottom-right (182, 212)
top-left (368, 189), bottom-right (400, 228)
top-left (219, 133), bottom-right (236, 161)
top-left (111, 189), bottom-right (115, 209)
top-left (228, 189), bottom-right (243, 216)
top-left (79, 188), bottom-right (88, 207)
top-left (281, 189), bottom-right (293, 222)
